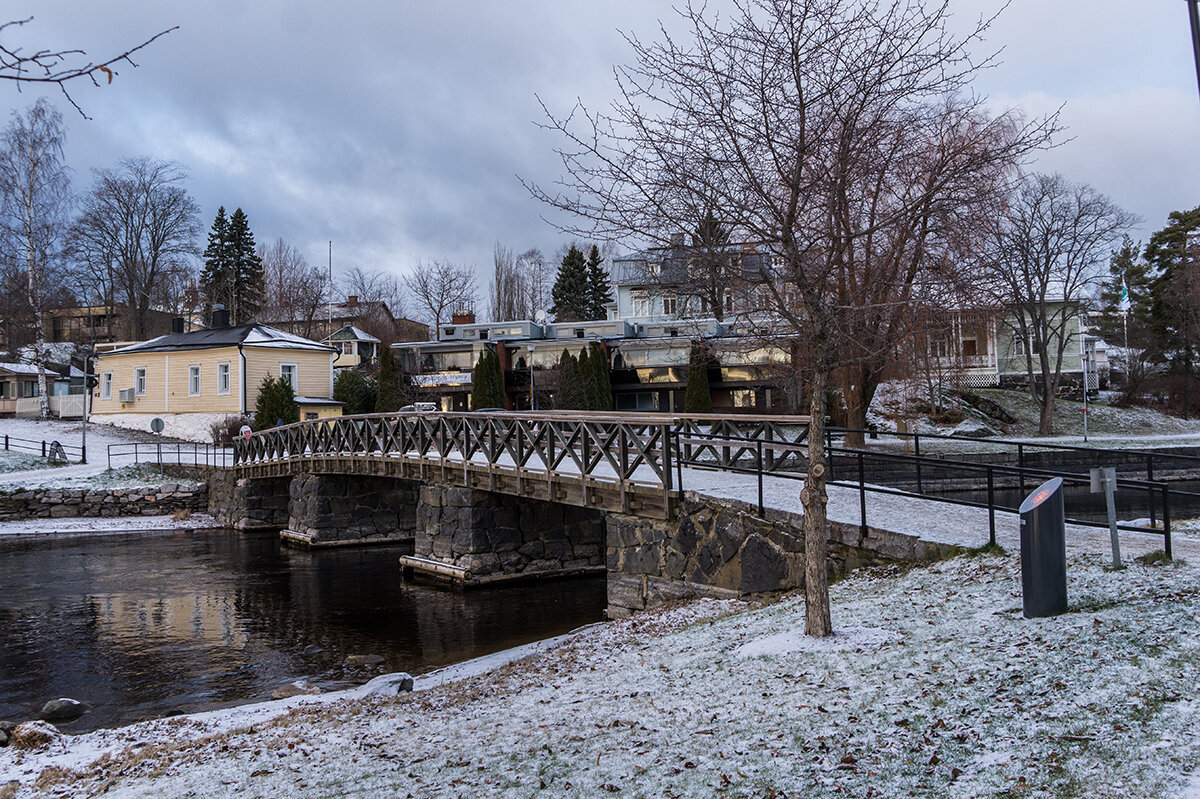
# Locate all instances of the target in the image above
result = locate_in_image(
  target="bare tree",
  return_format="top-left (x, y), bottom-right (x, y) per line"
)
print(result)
top-left (72, 158), bottom-right (201, 340)
top-left (403, 259), bottom-right (476, 339)
top-left (528, 0), bottom-right (1054, 636)
top-left (0, 99), bottom-right (72, 416)
top-left (259, 237), bottom-right (326, 338)
top-left (340, 264), bottom-right (408, 345)
top-left (489, 244), bottom-right (553, 323)
top-left (983, 173), bottom-right (1137, 434)
top-left (0, 17), bottom-right (177, 117)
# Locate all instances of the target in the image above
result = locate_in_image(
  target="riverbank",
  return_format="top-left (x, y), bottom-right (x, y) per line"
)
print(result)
top-left (5, 546), bottom-right (1200, 798)
top-left (0, 512), bottom-right (219, 539)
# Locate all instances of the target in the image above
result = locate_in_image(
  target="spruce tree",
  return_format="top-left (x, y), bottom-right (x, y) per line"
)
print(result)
top-left (254, 375), bottom-right (299, 430)
top-left (375, 345), bottom-right (406, 412)
top-left (555, 349), bottom-right (586, 409)
top-left (585, 244), bottom-right (613, 320)
top-left (470, 350), bottom-right (507, 409)
top-left (577, 346), bottom-right (599, 410)
top-left (227, 208), bottom-right (264, 324)
top-left (200, 207), bottom-right (232, 317)
top-left (550, 245), bottom-right (590, 322)
top-left (590, 343), bottom-right (613, 411)
top-left (683, 343), bottom-right (713, 413)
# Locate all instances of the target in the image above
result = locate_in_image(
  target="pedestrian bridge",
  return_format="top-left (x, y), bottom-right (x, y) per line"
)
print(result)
top-left (233, 411), bottom-right (814, 520)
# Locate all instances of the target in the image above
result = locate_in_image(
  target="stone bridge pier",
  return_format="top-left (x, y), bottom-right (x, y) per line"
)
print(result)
top-left (209, 472), bottom-right (953, 616)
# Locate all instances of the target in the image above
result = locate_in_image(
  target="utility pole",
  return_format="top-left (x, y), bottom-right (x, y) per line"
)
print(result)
top-left (1189, 0), bottom-right (1200, 102)
top-left (328, 241), bottom-right (334, 335)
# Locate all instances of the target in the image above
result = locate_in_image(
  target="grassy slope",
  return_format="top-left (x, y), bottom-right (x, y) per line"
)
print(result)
top-left (973, 389), bottom-right (1200, 440)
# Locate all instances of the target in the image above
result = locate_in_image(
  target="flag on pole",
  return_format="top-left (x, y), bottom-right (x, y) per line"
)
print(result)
top-left (1119, 280), bottom-right (1131, 313)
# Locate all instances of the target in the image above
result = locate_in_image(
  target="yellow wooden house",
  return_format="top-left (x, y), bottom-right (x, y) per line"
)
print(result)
top-left (91, 324), bottom-right (343, 439)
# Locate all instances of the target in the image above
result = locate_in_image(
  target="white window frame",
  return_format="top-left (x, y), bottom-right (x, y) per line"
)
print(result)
top-left (101, 371), bottom-right (113, 400)
top-left (217, 362), bottom-right (231, 396)
top-left (188, 364), bottom-right (201, 397)
top-left (662, 293), bottom-right (678, 316)
top-left (134, 366), bottom-right (147, 396)
top-left (631, 291), bottom-right (650, 317)
top-left (280, 362), bottom-right (298, 391)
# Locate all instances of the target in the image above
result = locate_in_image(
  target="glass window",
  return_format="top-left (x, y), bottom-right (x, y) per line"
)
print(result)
top-left (188, 365), bottom-right (201, 396)
top-left (280, 363), bottom-right (298, 390)
top-left (663, 294), bottom-right (678, 316)
top-left (305, 412), bottom-right (318, 421)
top-left (218, 362), bottom-right (231, 395)
top-left (135, 367), bottom-right (147, 396)
top-left (101, 372), bottom-right (112, 400)
top-left (632, 292), bottom-right (650, 317)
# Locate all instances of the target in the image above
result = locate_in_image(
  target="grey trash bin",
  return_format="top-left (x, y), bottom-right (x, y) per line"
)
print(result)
top-left (1018, 477), bottom-right (1067, 618)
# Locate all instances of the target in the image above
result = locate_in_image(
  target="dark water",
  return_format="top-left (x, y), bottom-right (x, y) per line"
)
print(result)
top-left (0, 530), bottom-right (606, 732)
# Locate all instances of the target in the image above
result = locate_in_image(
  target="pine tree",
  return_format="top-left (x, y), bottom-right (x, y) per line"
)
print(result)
top-left (227, 208), bottom-right (264, 324)
top-left (254, 375), bottom-right (299, 430)
top-left (1097, 236), bottom-right (1151, 342)
top-left (470, 349), bottom-right (507, 409)
top-left (683, 343), bottom-right (712, 413)
top-left (375, 345), bottom-right (406, 412)
top-left (200, 207), bottom-right (232, 317)
top-left (550, 245), bottom-right (590, 321)
top-left (555, 349), bottom-right (586, 409)
top-left (589, 343), bottom-right (613, 411)
top-left (585, 244), bottom-right (613, 320)
top-left (334, 370), bottom-right (378, 415)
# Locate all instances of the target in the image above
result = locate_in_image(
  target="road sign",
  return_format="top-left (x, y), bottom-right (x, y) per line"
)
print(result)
top-left (240, 424), bottom-right (253, 441)
top-left (150, 418), bottom-right (165, 433)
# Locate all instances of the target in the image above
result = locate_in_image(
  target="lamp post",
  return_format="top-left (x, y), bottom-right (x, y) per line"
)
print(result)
top-left (529, 344), bottom-right (536, 411)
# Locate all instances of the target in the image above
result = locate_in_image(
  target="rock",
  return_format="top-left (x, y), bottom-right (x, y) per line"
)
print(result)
top-left (10, 720), bottom-right (61, 750)
top-left (362, 672), bottom-right (415, 696)
top-left (271, 681), bottom-right (322, 700)
top-left (0, 721), bottom-right (16, 734)
top-left (302, 645), bottom-right (324, 656)
top-left (344, 654), bottom-right (385, 667)
top-left (0, 729), bottom-right (8, 747)
top-left (39, 698), bottom-right (85, 722)
top-left (949, 419), bottom-right (998, 438)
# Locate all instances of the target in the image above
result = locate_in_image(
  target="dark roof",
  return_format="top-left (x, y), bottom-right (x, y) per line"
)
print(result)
top-left (100, 324), bottom-right (334, 355)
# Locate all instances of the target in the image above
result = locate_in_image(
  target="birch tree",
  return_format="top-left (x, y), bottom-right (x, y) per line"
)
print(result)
top-left (527, 0), bottom-right (1054, 636)
top-left (404, 259), bottom-right (476, 339)
top-left (0, 99), bottom-right (72, 416)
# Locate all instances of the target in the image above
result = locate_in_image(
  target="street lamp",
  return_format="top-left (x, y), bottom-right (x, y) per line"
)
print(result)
top-left (529, 344), bottom-right (536, 411)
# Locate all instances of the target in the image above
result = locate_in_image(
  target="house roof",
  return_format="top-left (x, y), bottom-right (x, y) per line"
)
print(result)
top-left (326, 325), bottom-right (381, 343)
top-left (100, 324), bottom-right (335, 355)
top-left (0, 362), bottom-right (63, 378)
top-left (612, 242), bottom-right (773, 287)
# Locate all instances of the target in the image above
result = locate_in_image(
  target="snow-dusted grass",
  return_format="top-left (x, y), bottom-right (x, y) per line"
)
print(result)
top-left (0, 449), bottom-right (55, 474)
top-left (8, 552), bottom-right (1200, 798)
top-left (0, 512), bottom-right (219, 538)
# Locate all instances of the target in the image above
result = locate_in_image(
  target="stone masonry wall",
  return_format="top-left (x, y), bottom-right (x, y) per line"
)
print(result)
top-left (606, 491), bottom-right (955, 617)
top-left (285, 474), bottom-right (419, 547)
top-left (0, 482), bottom-right (207, 521)
top-left (414, 485), bottom-right (605, 580)
top-left (207, 471), bottom-right (290, 531)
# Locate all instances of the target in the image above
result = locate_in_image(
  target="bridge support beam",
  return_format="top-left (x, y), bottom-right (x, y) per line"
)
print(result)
top-left (282, 474), bottom-right (419, 548)
top-left (208, 473), bottom-right (291, 531)
top-left (404, 486), bottom-right (605, 584)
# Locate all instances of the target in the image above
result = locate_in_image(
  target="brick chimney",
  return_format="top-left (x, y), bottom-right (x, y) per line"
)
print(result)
top-left (347, 295), bottom-right (358, 308)
top-left (451, 311), bottom-right (476, 325)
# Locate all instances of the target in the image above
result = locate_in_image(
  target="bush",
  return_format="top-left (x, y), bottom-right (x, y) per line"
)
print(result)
top-left (334, 370), bottom-right (378, 416)
top-left (683, 344), bottom-right (712, 413)
top-left (209, 414), bottom-right (250, 443)
top-left (254, 375), bottom-right (299, 431)
top-left (470, 349), bottom-right (506, 410)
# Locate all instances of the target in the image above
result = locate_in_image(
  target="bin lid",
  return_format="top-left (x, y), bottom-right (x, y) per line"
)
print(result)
top-left (1019, 477), bottom-right (1063, 514)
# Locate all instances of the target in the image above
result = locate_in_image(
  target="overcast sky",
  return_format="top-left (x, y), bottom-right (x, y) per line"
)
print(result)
top-left (4, 0), bottom-right (1200, 312)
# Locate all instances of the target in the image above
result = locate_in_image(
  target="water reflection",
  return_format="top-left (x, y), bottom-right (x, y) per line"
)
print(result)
top-left (0, 530), bottom-right (605, 732)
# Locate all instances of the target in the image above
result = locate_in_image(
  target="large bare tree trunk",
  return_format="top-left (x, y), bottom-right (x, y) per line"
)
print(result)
top-left (801, 368), bottom-right (833, 638)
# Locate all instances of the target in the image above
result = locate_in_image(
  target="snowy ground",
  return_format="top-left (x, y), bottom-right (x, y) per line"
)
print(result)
top-left (5, 551), bottom-right (1200, 798)
top-left (0, 418), bottom-right (225, 489)
top-left (0, 512), bottom-right (218, 539)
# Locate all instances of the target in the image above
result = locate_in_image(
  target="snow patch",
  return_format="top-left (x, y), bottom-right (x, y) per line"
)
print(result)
top-left (735, 626), bottom-right (901, 658)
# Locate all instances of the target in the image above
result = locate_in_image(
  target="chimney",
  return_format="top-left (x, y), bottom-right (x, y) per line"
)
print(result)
top-left (451, 311), bottom-right (476, 325)
top-left (171, 317), bottom-right (185, 334)
top-left (212, 304), bottom-right (230, 328)
top-left (670, 232), bottom-right (685, 248)
top-left (347, 295), bottom-right (358, 308)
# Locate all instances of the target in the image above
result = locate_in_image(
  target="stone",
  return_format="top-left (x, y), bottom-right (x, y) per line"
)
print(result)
top-left (0, 721), bottom-right (17, 734)
top-left (10, 720), bottom-right (61, 750)
top-left (740, 536), bottom-right (788, 594)
top-left (949, 418), bottom-right (998, 438)
top-left (606, 573), bottom-right (646, 613)
top-left (39, 698), bottom-right (85, 722)
top-left (344, 654), bottom-right (386, 667)
top-left (271, 681), bottom-right (322, 700)
top-left (622, 544), bottom-right (661, 575)
top-left (302, 645), bottom-right (324, 656)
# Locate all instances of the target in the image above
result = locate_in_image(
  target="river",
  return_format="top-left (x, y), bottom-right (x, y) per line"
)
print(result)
top-left (0, 529), bottom-right (606, 732)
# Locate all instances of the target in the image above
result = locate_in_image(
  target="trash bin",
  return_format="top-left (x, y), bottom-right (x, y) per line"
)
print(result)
top-left (1018, 477), bottom-right (1067, 618)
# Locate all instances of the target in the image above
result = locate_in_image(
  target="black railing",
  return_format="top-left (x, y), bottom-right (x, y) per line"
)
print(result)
top-left (106, 442), bottom-right (233, 469)
top-left (2, 434), bottom-right (81, 461)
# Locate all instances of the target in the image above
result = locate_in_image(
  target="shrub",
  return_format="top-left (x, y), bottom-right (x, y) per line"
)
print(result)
top-left (683, 344), bottom-right (712, 413)
top-left (334, 370), bottom-right (378, 416)
top-left (209, 414), bottom-right (250, 443)
top-left (470, 349), bottom-right (506, 410)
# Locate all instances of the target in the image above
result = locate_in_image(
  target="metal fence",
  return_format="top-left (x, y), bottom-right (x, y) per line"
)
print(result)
top-left (106, 442), bottom-right (233, 469)
top-left (2, 434), bottom-right (82, 462)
